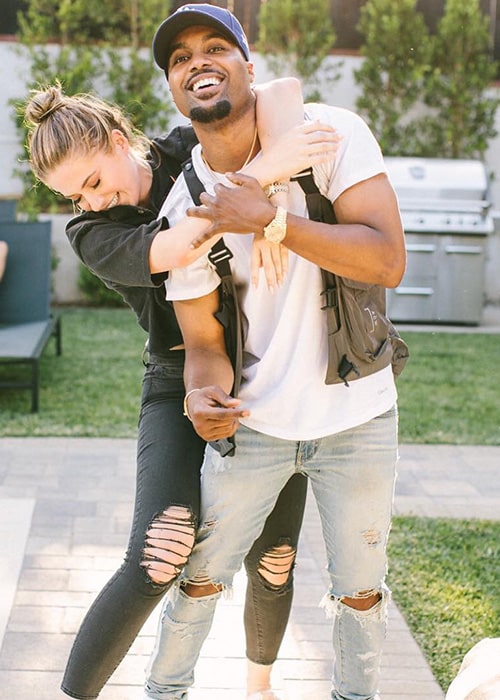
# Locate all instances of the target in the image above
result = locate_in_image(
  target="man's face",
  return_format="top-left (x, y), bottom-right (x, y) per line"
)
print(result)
top-left (166, 25), bottom-right (255, 125)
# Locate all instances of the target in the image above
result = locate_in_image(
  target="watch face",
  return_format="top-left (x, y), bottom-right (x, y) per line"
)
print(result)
top-left (264, 206), bottom-right (287, 243)
top-left (265, 222), bottom-right (285, 243)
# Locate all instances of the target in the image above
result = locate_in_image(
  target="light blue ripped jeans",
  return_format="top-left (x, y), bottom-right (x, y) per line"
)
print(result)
top-left (144, 406), bottom-right (398, 700)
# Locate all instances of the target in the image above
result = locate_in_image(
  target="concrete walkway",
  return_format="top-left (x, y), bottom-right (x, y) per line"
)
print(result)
top-left (0, 438), bottom-right (498, 700)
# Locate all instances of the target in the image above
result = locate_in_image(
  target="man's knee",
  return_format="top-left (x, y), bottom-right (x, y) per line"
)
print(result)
top-left (342, 589), bottom-right (381, 611)
top-left (181, 581), bottom-right (223, 597)
top-left (321, 586), bottom-right (389, 621)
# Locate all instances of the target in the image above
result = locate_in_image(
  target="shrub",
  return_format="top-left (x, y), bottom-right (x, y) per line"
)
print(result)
top-left (78, 265), bottom-right (125, 308)
top-left (354, 0), bottom-right (432, 155)
top-left (257, 0), bottom-right (339, 101)
top-left (355, 0), bottom-right (499, 158)
top-left (418, 0), bottom-right (499, 158)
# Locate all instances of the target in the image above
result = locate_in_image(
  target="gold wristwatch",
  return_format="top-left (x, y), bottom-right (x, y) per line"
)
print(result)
top-left (263, 206), bottom-right (287, 244)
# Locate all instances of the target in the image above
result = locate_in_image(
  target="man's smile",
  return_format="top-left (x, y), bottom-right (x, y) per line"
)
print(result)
top-left (191, 76), bottom-right (222, 92)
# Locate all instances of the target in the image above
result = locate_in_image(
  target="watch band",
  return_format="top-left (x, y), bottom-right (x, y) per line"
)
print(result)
top-left (264, 182), bottom-right (289, 198)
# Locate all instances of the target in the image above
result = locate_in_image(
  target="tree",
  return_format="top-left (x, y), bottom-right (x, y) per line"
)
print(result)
top-left (17, 0), bottom-right (164, 49)
top-left (355, 0), bottom-right (499, 158)
top-left (418, 0), bottom-right (499, 158)
top-left (256, 0), bottom-right (338, 101)
top-left (354, 0), bottom-right (432, 155)
top-left (13, 0), bottom-right (174, 217)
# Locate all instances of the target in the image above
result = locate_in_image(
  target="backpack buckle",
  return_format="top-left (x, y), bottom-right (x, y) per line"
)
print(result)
top-left (209, 246), bottom-right (233, 266)
top-left (321, 286), bottom-right (338, 309)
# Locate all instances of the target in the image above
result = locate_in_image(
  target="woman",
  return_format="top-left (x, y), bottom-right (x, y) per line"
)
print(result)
top-left (24, 80), bottom-right (338, 700)
top-left (0, 240), bottom-right (8, 282)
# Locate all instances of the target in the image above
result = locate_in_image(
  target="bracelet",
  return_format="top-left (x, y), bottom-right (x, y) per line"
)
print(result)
top-left (183, 388), bottom-right (202, 422)
top-left (264, 182), bottom-right (289, 198)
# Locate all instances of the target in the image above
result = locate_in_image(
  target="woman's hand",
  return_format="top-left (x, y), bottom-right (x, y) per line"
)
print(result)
top-left (250, 238), bottom-right (288, 290)
top-left (252, 121), bottom-right (341, 182)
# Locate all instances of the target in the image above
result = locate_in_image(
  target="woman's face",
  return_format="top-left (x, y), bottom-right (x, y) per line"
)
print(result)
top-left (44, 129), bottom-right (151, 212)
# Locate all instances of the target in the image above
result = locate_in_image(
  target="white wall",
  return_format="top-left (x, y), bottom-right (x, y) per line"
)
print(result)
top-left (0, 45), bottom-right (362, 199)
top-left (0, 43), bottom-right (30, 199)
top-left (1, 42), bottom-right (499, 310)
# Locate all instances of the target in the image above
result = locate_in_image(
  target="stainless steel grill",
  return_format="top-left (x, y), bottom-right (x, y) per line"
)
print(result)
top-left (384, 157), bottom-right (494, 324)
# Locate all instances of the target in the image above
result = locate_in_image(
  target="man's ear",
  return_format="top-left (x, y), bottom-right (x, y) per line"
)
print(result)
top-left (111, 129), bottom-right (130, 153)
top-left (247, 62), bottom-right (255, 84)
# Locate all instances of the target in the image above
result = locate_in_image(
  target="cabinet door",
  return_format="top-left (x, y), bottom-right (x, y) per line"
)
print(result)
top-left (436, 235), bottom-right (485, 324)
top-left (387, 234), bottom-right (438, 321)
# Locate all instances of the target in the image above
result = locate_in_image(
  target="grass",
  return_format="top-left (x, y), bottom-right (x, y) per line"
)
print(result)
top-left (0, 308), bottom-right (145, 436)
top-left (1, 307), bottom-right (499, 692)
top-left (396, 329), bottom-right (500, 445)
top-left (388, 517), bottom-right (500, 691)
top-left (1, 309), bottom-right (498, 443)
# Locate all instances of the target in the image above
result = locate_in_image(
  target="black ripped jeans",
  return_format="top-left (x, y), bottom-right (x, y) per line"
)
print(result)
top-left (61, 353), bottom-right (307, 698)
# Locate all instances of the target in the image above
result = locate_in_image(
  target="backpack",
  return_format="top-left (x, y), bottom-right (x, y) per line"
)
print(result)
top-left (182, 158), bottom-right (408, 391)
top-left (292, 169), bottom-right (409, 386)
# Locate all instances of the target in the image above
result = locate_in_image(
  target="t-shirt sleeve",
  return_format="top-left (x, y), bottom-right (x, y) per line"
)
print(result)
top-left (66, 214), bottom-right (168, 287)
top-left (165, 253), bottom-right (220, 301)
top-left (306, 104), bottom-right (386, 204)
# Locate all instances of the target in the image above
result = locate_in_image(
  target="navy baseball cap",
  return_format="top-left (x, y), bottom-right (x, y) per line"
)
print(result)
top-left (153, 3), bottom-right (250, 73)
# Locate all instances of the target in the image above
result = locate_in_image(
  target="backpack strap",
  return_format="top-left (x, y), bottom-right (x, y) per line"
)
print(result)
top-left (292, 169), bottom-right (337, 224)
top-left (181, 158), bottom-right (242, 457)
top-left (292, 170), bottom-right (349, 373)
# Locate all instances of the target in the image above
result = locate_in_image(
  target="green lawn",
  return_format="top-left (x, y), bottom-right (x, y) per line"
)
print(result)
top-left (0, 308), bottom-right (145, 436)
top-left (388, 517), bottom-right (500, 691)
top-left (1, 308), bottom-right (499, 443)
top-left (396, 329), bottom-right (499, 445)
top-left (1, 307), bottom-right (499, 693)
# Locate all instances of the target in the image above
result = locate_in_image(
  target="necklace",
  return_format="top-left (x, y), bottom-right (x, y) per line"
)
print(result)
top-left (201, 124), bottom-right (258, 171)
top-left (240, 125), bottom-right (258, 170)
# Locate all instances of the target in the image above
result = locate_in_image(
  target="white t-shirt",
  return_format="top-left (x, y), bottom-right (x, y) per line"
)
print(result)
top-left (161, 103), bottom-right (397, 440)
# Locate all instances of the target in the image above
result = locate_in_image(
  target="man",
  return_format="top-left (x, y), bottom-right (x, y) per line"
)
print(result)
top-left (145, 4), bottom-right (406, 699)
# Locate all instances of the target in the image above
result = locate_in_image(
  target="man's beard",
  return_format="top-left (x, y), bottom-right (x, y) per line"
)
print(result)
top-left (189, 99), bottom-right (231, 124)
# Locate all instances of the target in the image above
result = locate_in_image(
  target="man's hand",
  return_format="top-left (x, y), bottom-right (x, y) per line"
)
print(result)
top-left (187, 173), bottom-right (275, 248)
top-left (185, 385), bottom-right (250, 441)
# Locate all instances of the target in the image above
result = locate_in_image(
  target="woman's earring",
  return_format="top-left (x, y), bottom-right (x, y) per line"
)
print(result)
top-left (72, 201), bottom-right (85, 215)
